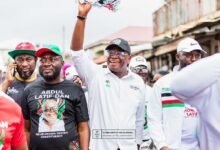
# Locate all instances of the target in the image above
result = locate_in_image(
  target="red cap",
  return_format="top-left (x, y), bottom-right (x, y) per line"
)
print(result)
top-left (8, 42), bottom-right (36, 59)
top-left (15, 42), bottom-right (36, 50)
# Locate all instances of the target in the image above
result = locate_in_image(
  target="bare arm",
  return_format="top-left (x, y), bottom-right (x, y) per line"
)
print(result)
top-left (70, 2), bottom-right (92, 51)
top-left (78, 122), bottom-right (90, 150)
top-left (12, 144), bottom-right (28, 150)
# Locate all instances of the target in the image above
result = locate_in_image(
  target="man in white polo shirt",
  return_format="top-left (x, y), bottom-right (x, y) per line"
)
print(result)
top-left (70, 2), bottom-right (145, 150)
top-left (171, 52), bottom-right (220, 150)
top-left (148, 38), bottom-right (205, 150)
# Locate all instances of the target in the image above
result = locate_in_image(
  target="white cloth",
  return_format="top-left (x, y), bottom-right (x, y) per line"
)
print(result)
top-left (171, 53), bottom-right (220, 150)
top-left (181, 104), bottom-right (200, 150)
top-left (143, 85), bottom-right (152, 140)
top-left (148, 72), bottom-right (200, 150)
top-left (71, 50), bottom-right (145, 150)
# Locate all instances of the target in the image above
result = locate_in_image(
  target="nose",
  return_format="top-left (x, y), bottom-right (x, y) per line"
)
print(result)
top-left (43, 59), bottom-right (53, 66)
top-left (21, 60), bottom-right (28, 67)
top-left (191, 55), bottom-right (197, 62)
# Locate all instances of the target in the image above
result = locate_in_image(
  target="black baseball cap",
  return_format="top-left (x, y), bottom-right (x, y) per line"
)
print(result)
top-left (105, 38), bottom-right (131, 54)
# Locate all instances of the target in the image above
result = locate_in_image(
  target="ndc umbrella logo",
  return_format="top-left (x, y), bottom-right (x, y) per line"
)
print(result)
top-left (111, 39), bottom-right (121, 45)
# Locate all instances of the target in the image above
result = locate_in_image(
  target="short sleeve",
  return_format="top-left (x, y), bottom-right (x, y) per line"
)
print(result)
top-left (74, 88), bottom-right (89, 123)
top-left (21, 88), bottom-right (30, 120)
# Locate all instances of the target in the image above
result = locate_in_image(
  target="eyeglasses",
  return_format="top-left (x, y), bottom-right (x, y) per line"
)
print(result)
top-left (182, 52), bottom-right (202, 59)
top-left (106, 50), bottom-right (129, 58)
top-left (40, 56), bottom-right (61, 64)
top-left (43, 106), bottom-right (58, 112)
top-left (130, 66), bottom-right (148, 74)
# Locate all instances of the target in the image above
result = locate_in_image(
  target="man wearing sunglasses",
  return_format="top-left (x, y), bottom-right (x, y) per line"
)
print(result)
top-left (148, 38), bottom-right (206, 150)
top-left (171, 48), bottom-right (220, 150)
top-left (70, 2), bottom-right (145, 150)
top-left (129, 56), bottom-right (156, 150)
top-left (129, 56), bottom-right (152, 86)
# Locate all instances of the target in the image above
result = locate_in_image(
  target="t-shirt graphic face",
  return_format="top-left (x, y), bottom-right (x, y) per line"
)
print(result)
top-left (37, 98), bottom-right (65, 133)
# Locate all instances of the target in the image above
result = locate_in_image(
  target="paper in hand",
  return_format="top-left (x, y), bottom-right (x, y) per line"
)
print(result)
top-left (78, 0), bottom-right (120, 12)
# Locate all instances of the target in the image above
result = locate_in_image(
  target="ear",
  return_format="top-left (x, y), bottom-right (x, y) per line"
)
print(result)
top-left (176, 53), bottom-right (180, 61)
top-left (61, 60), bottom-right (64, 66)
top-left (127, 55), bottom-right (131, 64)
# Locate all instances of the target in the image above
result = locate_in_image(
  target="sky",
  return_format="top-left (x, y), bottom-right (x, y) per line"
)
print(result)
top-left (0, 0), bottom-right (164, 50)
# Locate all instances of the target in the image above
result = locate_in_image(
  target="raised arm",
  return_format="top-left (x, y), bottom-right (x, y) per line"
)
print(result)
top-left (70, 2), bottom-right (92, 51)
top-left (70, 2), bottom-right (99, 88)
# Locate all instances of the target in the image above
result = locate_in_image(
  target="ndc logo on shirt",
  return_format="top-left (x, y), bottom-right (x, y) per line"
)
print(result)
top-left (105, 80), bottom-right (111, 87)
top-left (111, 39), bottom-right (121, 45)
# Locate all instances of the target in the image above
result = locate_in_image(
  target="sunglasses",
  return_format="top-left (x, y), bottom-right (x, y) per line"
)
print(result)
top-left (106, 50), bottom-right (129, 58)
top-left (130, 66), bottom-right (148, 73)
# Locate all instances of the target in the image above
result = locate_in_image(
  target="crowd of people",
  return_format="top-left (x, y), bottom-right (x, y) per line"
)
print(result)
top-left (0, 2), bottom-right (220, 150)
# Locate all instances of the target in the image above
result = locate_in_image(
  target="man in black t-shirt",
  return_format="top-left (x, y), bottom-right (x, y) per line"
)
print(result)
top-left (1, 42), bottom-right (38, 106)
top-left (22, 44), bottom-right (89, 150)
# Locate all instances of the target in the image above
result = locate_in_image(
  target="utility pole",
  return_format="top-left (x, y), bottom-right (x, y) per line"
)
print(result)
top-left (62, 25), bottom-right (66, 53)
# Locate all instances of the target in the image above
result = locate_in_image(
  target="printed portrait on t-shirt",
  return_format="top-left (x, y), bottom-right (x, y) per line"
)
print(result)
top-left (37, 98), bottom-right (65, 132)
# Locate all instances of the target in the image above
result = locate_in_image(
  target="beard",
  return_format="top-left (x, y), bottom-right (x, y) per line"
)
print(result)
top-left (39, 66), bottom-right (62, 81)
top-left (179, 61), bottom-right (189, 70)
top-left (17, 67), bottom-right (34, 80)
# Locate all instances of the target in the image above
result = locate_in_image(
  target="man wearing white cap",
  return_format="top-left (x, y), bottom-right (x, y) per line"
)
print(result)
top-left (171, 47), bottom-right (220, 149)
top-left (129, 56), bottom-right (155, 150)
top-left (129, 56), bottom-right (153, 149)
top-left (129, 56), bottom-right (152, 86)
top-left (148, 38), bottom-right (206, 150)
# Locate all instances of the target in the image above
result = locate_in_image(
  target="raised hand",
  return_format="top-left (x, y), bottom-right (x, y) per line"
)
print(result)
top-left (6, 62), bottom-right (17, 83)
top-left (78, 1), bottom-right (92, 17)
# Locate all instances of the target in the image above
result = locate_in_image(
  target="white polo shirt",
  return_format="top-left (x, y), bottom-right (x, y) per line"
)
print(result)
top-left (171, 53), bottom-right (220, 150)
top-left (71, 50), bottom-right (145, 150)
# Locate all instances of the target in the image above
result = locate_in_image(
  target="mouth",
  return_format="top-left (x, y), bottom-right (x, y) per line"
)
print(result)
top-left (22, 68), bottom-right (30, 72)
top-left (108, 58), bottom-right (120, 64)
top-left (43, 69), bottom-right (54, 75)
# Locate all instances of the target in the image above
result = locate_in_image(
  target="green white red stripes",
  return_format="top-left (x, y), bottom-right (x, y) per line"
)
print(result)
top-left (161, 87), bottom-right (184, 108)
top-left (162, 99), bottom-right (184, 108)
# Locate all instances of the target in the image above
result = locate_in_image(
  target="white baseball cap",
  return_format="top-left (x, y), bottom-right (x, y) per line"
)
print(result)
top-left (177, 38), bottom-right (206, 53)
top-left (129, 56), bottom-right (151, 71)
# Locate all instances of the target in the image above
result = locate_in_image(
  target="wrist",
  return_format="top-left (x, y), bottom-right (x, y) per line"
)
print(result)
top-left (77, 15), bottom-right (86, 21)
top-left (5, 79), bottom-right (13, 85)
